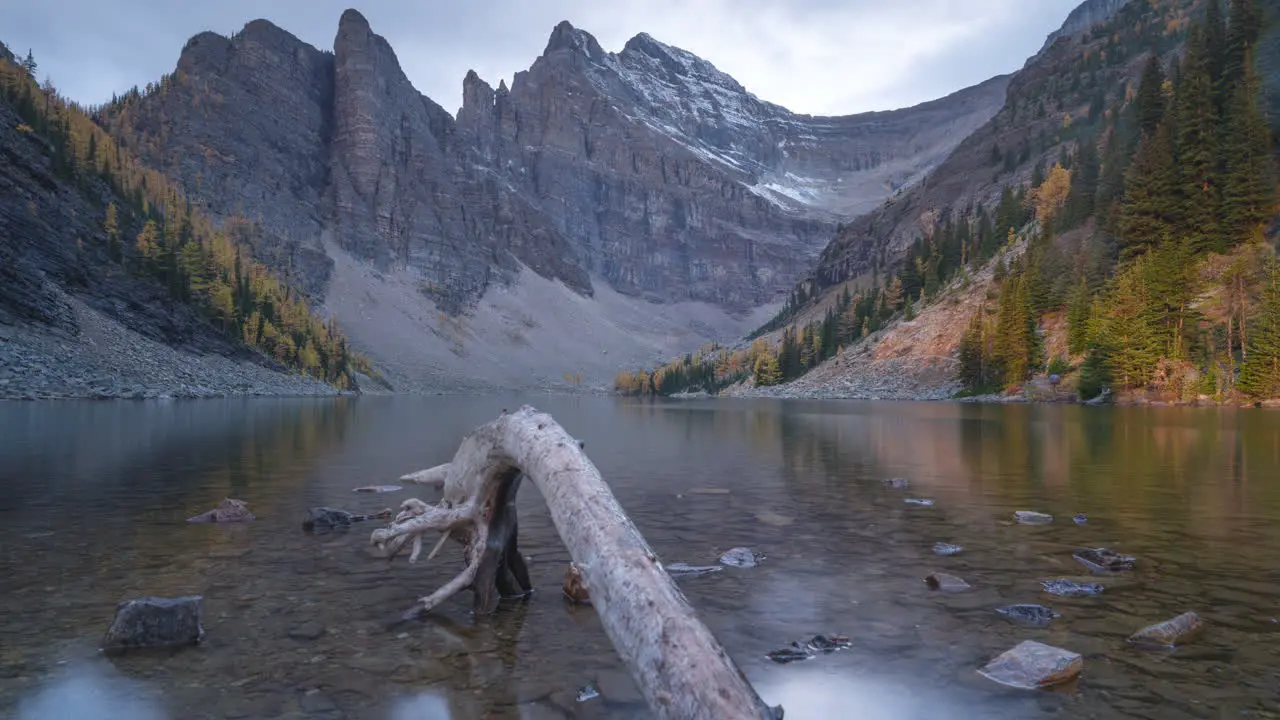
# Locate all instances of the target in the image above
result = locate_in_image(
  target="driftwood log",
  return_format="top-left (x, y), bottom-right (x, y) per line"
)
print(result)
top-left (370, 405), bottom-right (780, 720)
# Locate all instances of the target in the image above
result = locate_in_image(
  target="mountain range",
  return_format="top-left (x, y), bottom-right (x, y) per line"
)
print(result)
top-left (0, 0), bottom-right (1216, 397)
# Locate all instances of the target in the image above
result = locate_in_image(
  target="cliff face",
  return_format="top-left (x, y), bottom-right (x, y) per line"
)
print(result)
top-left (97, 10), bottom-right (1009, 389)
top-left (110, 12), bottom-right (1007, 315)
top-left (457, 23), bottom-right (1009, 307)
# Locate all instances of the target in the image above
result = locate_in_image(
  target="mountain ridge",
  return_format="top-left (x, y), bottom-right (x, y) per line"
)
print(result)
top-left (85, 9), bottom-right (1008, 391)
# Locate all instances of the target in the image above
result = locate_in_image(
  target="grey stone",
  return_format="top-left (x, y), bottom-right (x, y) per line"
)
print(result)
top-left (101, 596), bottom-right (204, 655)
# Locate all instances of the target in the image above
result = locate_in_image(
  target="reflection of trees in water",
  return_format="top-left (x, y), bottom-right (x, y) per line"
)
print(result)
top-left (760, 402), bottom-right (1280, 554)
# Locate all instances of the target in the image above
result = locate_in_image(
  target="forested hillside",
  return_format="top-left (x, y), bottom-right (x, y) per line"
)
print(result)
top-left (616, 0), bottom-right (1280, 404)
top-left (0, 49), bottom-right (371, 391)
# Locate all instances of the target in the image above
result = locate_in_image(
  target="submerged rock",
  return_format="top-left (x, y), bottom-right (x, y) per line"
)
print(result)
top-left (186, 498), bottom-right (254, 523)
top-left (1013, 510), bottom-right (1053, 525)
top-left (353, 485), bottom-right (402, 493)
top-left (995, 604), bottom-right (1061, 626)
top-left (1072, 513), bottom-right (1088, 525)
top-left (1073, 547), bottom-right (1135, 573)
top-left (575, 684), bottom-right (600, 702)
top-left (766, 634), bottom-right (850, 664)
top-left (1128, 611), bottom-right (1204, 647)
top-left (755, 510), bottom-right (795, 527)
top-left (719, 547), bottom-right (764, 568)
top-left (904, 498), bottom-right (935, 506)
top-left (302, 507), bottom-right (393, 533)
top-left (805, 634), bottom-right (851, 653)
top-left (563, 563), bottom-right (590, 605)
top-left (925, 572), bottom-right (971, 592)
top-left (977, 640), bottom-right (1082, 689)
top-left (766, 645), bottom-right (813, 664)
top-left (665, 562), bottom-right (723, 577)
top-left (1040, 579), bottom-right (1105, 597)
top-left (102, 596), bottom-right (204, 655)
top-left (933, 542), bottom-right (964, 556)
top-left (883, 477), bottom-right (910, 490)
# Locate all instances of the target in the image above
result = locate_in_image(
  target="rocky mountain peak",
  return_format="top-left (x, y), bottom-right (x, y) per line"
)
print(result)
top-left (338, 8), bottom-right (373, 34)
top-left (542, 20), bottom-right (606, 61)
top-left (620, 31), bottom-right (748, 97)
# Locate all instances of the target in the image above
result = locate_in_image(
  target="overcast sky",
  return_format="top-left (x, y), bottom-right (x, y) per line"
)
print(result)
top-left (5, 0), bottom-right (1083, 116)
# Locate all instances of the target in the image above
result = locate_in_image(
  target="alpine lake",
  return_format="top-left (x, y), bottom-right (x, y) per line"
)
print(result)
top-left (1, 395), bottom-right (1278, 719)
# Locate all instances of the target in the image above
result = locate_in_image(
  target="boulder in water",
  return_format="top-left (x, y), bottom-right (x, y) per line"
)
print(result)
top-left (101, 596), bottom-right (204, 655)
top-left (925, 572), bottom-right (971, 592)
top-left (719, 547), bottom-right (764, 568)
top-left (1073, 547), bottom-right (1135, 572)
top-left (1072, 513), bottom-right (1088, 525)
top-left (1014, 510), bottom-right (1053, 525)
top-left (904, 498), bottom-right (934, 506)
top-left (995, 604), bottom-right (1061, 626)
top-left (1040, 579), bottom-right (1105, 597)
top-left (933, 542), bottom-right (964, 556)
top-left (977, 640), bottom-right (1082, 689)
top-left (1128, 611), bottom-right (1204, 647)
top-left (883, 477), bottom-right (910, 490)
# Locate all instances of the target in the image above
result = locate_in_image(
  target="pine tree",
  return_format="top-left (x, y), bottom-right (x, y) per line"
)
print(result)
top-left (957, 309), bottom-right (989, 390)
top-left (1205, 0), bottom-right (1228, 106)
top-left (994, 271), bottom-right (1036, 385)
top-left (1238, 259), bottom-right (1280, 397)
top-left (1093, 260), bottom-right (1161, 388)
top-left (1223, 0), bottom-right (1263, 91)
top-left (1134, 54), bottom-right (1167, 137)
top-left (903, 294), bottom-right (916, 321)
top-left (1220, 51), bottom-right (1275, 246)
top-left (103, 202), bottom-right (121, 261)
top-left (1067, 277), bottom-right (1091, 355)
top-left (1118, 121), bottom-right (1176, 256)
top-left (753, 352), bottom-right (782, 387)
top-left (885, 276), bottom-right (904, 310)
top-left (21, 50), bottom-right (36, 77)
top-left (1173, 27), bottom-right (1221, 251)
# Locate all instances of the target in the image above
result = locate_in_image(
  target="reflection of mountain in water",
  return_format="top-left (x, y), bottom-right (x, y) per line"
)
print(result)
top-left (0, 397), bottom-right (356, 514)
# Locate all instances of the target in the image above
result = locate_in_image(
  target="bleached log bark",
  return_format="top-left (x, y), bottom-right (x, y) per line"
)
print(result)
top-left (400, 463), bottom-right (450, 486)
top-left (375, 405), bottom-right (779, 720)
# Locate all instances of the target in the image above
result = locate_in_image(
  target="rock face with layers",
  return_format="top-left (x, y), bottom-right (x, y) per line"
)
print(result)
top-left (97, 9), bottom-right (1010, 389)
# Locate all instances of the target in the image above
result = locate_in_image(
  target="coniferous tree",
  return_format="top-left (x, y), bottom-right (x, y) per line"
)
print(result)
top-left (1092, 260), bottom-right (1161, 388)
top-left (885, 276), bottom-right (904, 310)
top-left (1173, 27), bottom-right (1221, 251)
top-left (1220, 51), bottom-right (1275, 246)
top-left (1135, 54), bottom-right (1167, 137)
top-left (1223, 0), bottom-right (1263, 91)
top-left (957, 309), bottom-right (989, 391)
top-left (1118, 120), bottom-right (1176, 256)
top-left (103, 202), bottom-right (121, 261)
top-left (1238, 259), bottom-right (1280, 397)
top-left (1067, 277), bottom-right (1092, 355)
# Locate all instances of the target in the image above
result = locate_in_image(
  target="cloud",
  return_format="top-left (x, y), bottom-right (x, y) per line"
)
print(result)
top-left (6, 0), bottom-right (1083, 115)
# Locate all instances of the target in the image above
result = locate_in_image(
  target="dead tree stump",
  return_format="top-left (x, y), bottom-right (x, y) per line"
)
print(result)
top-left (370, 405), bottom-right (780, 720)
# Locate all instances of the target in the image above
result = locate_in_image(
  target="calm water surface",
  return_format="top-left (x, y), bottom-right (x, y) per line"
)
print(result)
top-left (1, 396), bottom-right (1279, 719)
